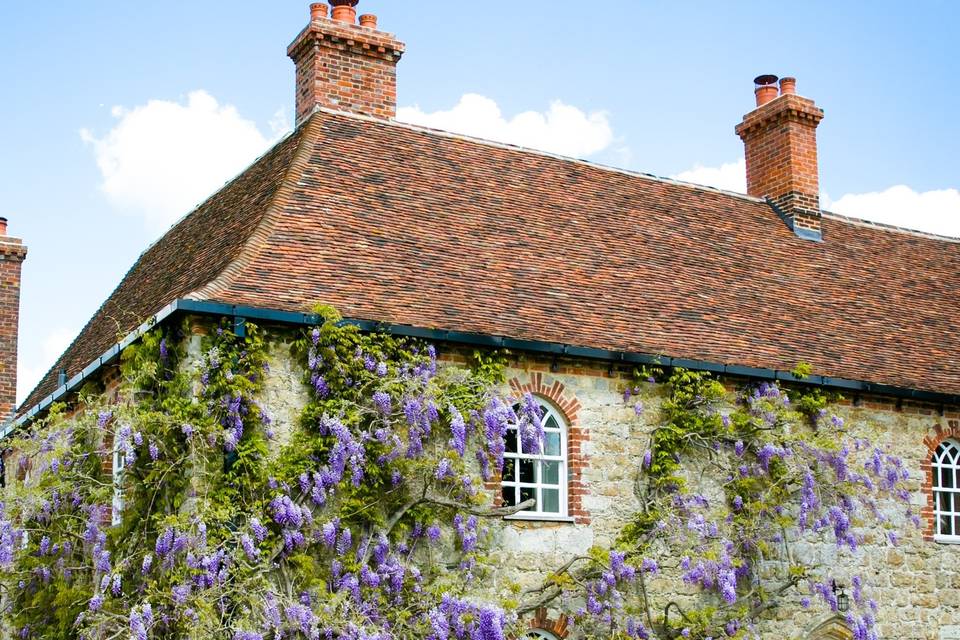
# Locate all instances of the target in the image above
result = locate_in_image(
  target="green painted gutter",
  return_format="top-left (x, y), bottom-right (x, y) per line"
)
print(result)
top-left (3, 298), bottom-right (956, 439)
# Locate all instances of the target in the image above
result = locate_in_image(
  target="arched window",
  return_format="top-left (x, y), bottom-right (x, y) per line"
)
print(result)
top-left (502, 399), bottom-right (568, 519)
top-left (933, 439), bottom-right (960, 541)
top-left (527, 632), bottom-right (560, 640)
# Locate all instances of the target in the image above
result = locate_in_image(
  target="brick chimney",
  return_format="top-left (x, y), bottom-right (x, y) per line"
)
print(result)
top-left (287, 1), bottom-right (405, 125)
top-left (0, 218), bottom-right (27, 420)
top-left (735, 75), bottom-right (825, 241)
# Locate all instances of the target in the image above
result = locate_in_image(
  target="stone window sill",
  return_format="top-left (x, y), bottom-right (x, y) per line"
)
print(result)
top-left (504, 513), bottom-right (576, 524)
top-left (934, 535), bottom-right (960, 545)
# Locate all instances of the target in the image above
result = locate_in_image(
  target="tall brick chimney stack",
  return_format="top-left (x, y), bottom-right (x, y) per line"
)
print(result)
top-left (735, 75), bottom-right (825, 241)
top-left (0, 218), bottom-right (27, 420)
top-left (287, 1), bottom-right (405, 125)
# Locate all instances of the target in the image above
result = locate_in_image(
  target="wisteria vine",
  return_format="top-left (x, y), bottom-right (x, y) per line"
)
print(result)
top-left (0, 313), bottom-right (916, 640)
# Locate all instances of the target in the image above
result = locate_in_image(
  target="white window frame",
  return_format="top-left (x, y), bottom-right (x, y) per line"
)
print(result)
top-left (112, 440), bottom-right (126, 527)
top-left (527, 631), bottom-right (560, 640)
top-left (933, 439), bottom-right (960, 544)
top-left (502, 399), bottom-right (570, 522)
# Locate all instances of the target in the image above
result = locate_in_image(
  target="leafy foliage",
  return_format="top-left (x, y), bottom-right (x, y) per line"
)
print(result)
top-left (0, 317), bottom-right (915, 640)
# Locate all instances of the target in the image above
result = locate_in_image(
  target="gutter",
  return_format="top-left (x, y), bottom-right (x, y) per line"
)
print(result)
top-left (4, 298), bottom-right (958, 439)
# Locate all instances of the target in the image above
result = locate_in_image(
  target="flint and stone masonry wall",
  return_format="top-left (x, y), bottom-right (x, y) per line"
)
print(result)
top-left (21, 324), bottom-right (955, 640)
top-left (251, 336), bottom-right (959, 640)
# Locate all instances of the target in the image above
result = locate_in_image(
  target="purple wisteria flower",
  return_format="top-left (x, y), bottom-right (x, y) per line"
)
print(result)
top-left (435, 458), bottom-right (454, 480)
top-left (240, 534), bottom-right (259, 560)
top-left (372, 391), bottom-right (392, 416)
top-left (250, 517), bottom-right (268, 543)
top-left (449, 406), bottom-right (467, 457)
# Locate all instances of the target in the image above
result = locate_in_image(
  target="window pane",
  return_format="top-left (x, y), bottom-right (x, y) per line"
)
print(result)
top-left (940, 490), bottom-right (952, 512)
top-left (545, 415), bottom-right (559, 431)
top-left (942, 467), bottom-right (954, 489)
top-left (955, 516), bottom-right (960, 537)
top-left (541, 461), bottom-right (560, 485)
top-left (504, 428), bottom-right (517, 453)
top-left (519, 459), bottom-right (536, 483)
top-left (502, 486), bottom-right (517, 507)
top-left (503, 458), bottom-right (516, 482)
top-left (941, 513), bottom-right (952, 536)
top-left (520, 486), bottom-right (535, 509)
top-left (544, 432), bottom-right (561, 456)
top-left (541, 488), bottom-right (560, 513)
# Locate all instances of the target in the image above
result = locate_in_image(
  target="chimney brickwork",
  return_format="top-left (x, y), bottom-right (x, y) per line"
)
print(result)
top-left (736, 76), bottom-right (825, 240)
top-left (288, 1), bottom-right (405, 125)
top-left (0, 218), bottom-right (27, 420)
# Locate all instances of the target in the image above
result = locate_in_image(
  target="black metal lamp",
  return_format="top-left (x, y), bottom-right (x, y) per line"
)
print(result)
top-left (831, 579), bottom-right (850, 613)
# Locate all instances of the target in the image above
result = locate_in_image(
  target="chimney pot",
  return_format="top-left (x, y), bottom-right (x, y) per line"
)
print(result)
top-left (753, 74), bottom-right (779, 106)
top-left (359, 14), bottom-right (378, 29)
top-left (779, 77), bottom-right (797, 95)
top-left (310, 3), bottom-right (328, 20)
top-left (330, 0), bottom-right (359, 24)
top-left (0, 217), bottom-right (7, 236)
top-left (331, 6), bottom-right (357, 24)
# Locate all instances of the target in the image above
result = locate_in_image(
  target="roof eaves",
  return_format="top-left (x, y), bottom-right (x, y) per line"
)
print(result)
top-left (6, 298), bottom-right (958, 439)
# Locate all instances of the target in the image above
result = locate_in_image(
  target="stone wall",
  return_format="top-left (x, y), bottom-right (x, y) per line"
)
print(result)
top-left (182, 326), bottom-right (960, 639)
top-left (487, 357), bottom-right (960, 640)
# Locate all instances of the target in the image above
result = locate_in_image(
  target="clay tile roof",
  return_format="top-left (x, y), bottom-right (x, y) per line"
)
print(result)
top-left (21, 110), bottom-right (960, 410)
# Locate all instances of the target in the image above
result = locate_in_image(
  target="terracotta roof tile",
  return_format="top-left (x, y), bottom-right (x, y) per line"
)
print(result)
top-left (21, 126), bottom-right (307, 410)
top-left (21, 110), bottom-right (960, 410)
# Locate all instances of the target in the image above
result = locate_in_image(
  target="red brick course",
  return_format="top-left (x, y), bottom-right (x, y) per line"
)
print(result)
top-left (0, 232), bottom-right (27, 420)
top-left (736, 91), bottom-right (824, 234)
top-left (525, 608), bottom-right (570, 638)
top-left (287, 8), bottom-right (404, 124)
top-left (920, 418), bottom-right (960, 541)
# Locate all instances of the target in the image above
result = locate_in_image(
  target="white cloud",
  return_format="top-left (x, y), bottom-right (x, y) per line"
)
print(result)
top-left (397, 94), bottom-right (614, 158)
top-left (17, 328), bottom-right (77, 404)
top-left (671, 158), bottom-right (747, 194)
top-left (81, 91), bottom-right (289, 232)
top-left (827, 185), bottom-right (960, 237)
top-left (673, 158), bottom-right (960, 238)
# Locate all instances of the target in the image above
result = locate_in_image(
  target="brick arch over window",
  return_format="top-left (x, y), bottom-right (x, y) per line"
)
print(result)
top-left (519, 608), bottom-right (570, 639)
top-left (806, 617), bottom-right (852, 640)
top-left (507, 373), bottom-right (589, 524)
top-left (921, 418), bottom-right (960, 541)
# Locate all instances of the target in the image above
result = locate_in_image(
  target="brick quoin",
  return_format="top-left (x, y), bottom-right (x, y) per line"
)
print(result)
top-left (0, 217), bottom-right (27, 421)
top-left (735, 76), bottom-right (825, 237)
top-left (287, 1), bottom-right (405, 125)
top-left (920, 418), bottom-right (960, 541)
top-left (505, 373), bottom-right (590, 525)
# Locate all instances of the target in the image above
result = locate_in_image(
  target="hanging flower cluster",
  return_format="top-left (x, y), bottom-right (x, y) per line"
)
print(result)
top-left (0, 317), bottom-right (917, 640)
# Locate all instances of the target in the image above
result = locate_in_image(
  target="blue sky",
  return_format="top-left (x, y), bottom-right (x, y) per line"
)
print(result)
top-left (2, 0), bottom-right (958, 405)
